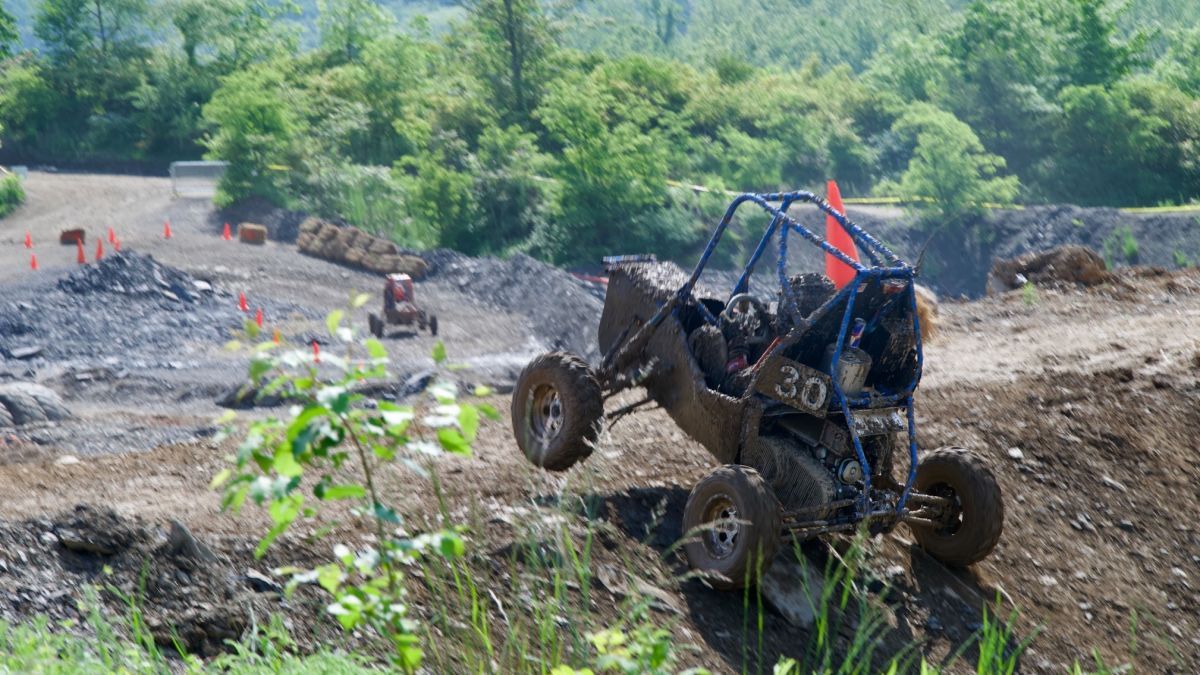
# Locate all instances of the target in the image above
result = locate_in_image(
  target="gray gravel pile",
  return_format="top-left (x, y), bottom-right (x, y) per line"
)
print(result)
top-left (57, 251), bottom-right (209, 303)
top-left (0, 250), bottom-right (308, 365)
top-left (430, 253), bottom-right (604, 361)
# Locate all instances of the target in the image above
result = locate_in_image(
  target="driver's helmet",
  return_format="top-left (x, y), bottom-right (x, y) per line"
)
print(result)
top-left (777, 273), bottom-right (835, 332)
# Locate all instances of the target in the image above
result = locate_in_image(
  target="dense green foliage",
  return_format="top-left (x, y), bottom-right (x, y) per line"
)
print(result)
top-left (1, 0), bottom-right (1199, 260)
top-left (0, 169), bottom-right (22, 216)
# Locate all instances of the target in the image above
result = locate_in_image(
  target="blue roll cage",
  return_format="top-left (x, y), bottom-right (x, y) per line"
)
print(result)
top-left (679, 191), bottom-right (926, 519)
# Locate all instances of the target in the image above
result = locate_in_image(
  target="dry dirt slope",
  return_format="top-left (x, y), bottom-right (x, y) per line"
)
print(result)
top-left (0, 172), bottom-right (1197, 671)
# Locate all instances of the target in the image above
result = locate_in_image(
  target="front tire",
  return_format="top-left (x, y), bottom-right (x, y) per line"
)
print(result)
top-left (368, 313), bottom-right (384, 339)
top-left (511, 352), bottom-right (603, 471)
top-left (429, 315), bottom-right (439, 336)
top-left (911, 447), bottom-right (1003, 566)
top-left (683, 465), bottom-right (781, 590)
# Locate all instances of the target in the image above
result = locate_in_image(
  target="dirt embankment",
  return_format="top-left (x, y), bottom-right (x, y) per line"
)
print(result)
top-left (843, 204), bottom-right (1200, 298)
top-left (0, 171), bottom-right (1198, 671)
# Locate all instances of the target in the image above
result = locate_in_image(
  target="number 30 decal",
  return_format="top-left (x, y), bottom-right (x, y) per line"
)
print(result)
top-left (775, 365), bottom-right (800, 399)
top-left (775, 365), bottom-right (827, 411)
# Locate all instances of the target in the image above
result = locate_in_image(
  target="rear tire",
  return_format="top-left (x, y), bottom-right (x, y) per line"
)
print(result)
top-left (911, 447), bottom-right (1003, 566)
top-left (368, 313), bottom-right (383, 339)
top-left (683, 465), bottom-right (781, 590)
top-left (429, 315), bottom-right (439, 336)
top-left (511, 352), bottom-right (603, 471)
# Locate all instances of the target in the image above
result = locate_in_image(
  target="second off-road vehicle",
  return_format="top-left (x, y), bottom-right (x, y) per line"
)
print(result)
top-left (511, 191), bottom-right (1003, 588)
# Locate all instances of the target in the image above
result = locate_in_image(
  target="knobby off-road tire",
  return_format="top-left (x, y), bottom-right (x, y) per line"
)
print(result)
top-left (368, 313), bottom-right (384, 339)
top-left (512, 352), bottom-right (603, 472)
top-left (911, 447), bottom-right (1004, 567)
top-left (683, 465), bottom-right (782, 590)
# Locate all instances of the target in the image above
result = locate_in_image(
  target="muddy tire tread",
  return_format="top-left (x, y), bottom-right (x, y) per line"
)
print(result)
top-left (511, 351), bottom-right (603, 472)
top-left (911, 447), bottom-right (1004, 567)
top-left (682, 465), bottom-right (781, 590)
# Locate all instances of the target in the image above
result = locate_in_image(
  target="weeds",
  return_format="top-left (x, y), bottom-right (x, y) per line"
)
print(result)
top-left (1021, 280), bottom-right (1039, 306)
top-left (1103, 226), bottom-right (1139, 267)
top-left (215, 302), bottom-right (498, 671)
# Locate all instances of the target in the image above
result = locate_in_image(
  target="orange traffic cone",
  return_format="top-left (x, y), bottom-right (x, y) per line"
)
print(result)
top-left (163, 220), bottom-right (172, 239)
top-left (76, 239), bottom-right (86, 265)
top-left (238, 291), bottom-right (249, 312)
top-left (95, 239), bottom-right (104, 262)
top-left (30, 254), bottom-right (38, 271)
top-left (312, 341), bottom-right (321, 364)
top-left (222, 223), bottom-right (232, 241)
top-left (823, 180), bottom-right (860, 289)
top-left (272, 328), bottom-right (281, 345)
top-left (108, 227), bottom-right (116, 245)
top-left (24, 232), bottom-right (32, 249)
top-left (114, 237), bottom-right (122, 252)
top-left (255, 307), bottom-right (264, 328)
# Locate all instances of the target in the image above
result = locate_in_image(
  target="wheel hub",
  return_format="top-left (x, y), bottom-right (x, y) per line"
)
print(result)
top-left (702, 495), bottom-right (740, 559)
top-left (927, 483), bottom-right (963, 535)
top-left (528, 384), bottom-right (564, 445)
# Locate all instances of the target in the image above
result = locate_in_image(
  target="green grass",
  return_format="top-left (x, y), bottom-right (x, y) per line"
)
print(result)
top-left (0, 587), bottom-right (381, 674)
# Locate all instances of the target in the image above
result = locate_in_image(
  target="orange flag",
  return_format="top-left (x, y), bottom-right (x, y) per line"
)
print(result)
top-left (824, 180), bottom-right (860, 289)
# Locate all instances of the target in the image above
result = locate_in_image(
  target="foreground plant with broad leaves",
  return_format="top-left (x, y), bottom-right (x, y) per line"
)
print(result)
top-left (213, 296), bottom-right (498, 671)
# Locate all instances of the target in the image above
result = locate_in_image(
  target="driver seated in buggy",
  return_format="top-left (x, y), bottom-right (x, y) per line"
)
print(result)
top-left (688, 272), bottom-right (836, 397)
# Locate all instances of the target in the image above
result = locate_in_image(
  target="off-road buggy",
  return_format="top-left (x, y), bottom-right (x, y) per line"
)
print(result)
top-left (368, 273), bottom-right (438, 338)
top-left (511, 191), bottom-right (1003, 588)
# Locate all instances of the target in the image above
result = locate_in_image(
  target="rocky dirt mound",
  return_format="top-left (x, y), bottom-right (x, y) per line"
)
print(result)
top-left (297, 218), bottom-right (429, 278)
top-left (57, 251), bottom-right (212, 303)
top-left (0, 505), bottom-right (327, 657)
top-left (430, 253), bottom-right (604, 361)
top-left (0, 249), bottom-right (310, 366)
top-left (987, 245), bottom-right (1111, 293)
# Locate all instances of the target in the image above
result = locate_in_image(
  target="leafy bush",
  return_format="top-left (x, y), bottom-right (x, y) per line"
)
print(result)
top-left (0, 170), bottom-right (23, 218)
top-left (215, 302), bottom-right (498, 671)
top-left (876, 104), bottom-right (1020, 224)
top-left (202, 67), bottom-right (302, 207)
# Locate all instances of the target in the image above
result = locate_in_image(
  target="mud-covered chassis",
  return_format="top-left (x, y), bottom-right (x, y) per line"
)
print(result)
top-left (512, 191), bottom-right (1002, 587)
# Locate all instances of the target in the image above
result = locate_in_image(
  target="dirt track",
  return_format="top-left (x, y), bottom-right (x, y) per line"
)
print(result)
top-left (0, 172), bottom-right (1198, 671)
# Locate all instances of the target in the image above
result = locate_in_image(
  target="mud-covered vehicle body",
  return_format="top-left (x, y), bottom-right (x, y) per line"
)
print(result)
top-left (512, 191), bottom-right (1002, 587)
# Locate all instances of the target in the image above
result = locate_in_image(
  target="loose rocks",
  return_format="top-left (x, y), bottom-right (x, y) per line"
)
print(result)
top-left (431, 253), bottom-right (604, 361)
top-left (0, 382), bottom-right (70, 427)
top-left (57, 251), bottom-right (211, 304)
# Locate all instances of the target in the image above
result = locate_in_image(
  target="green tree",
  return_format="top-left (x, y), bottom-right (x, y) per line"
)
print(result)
top-left (464, 0), bottom-right (554, 125)
top-left (0, 1), bottom-right (17, 58)
top-left (36, 0), bottom-right (150, 62)
top-left (1052, 79), bottom-right (1200, 206)
top-left (468, 124), bottom-right (555, 253)
top-left (1064, 0), bottom-right (1145, 87)
top-left (317, 0), bottom-right (391, 64)
top-left (31, 0), bottom-right (153, 153)
top-left (944, 0), bottom-right (1070, 177)
top-left (1158, 28), bottom-right (1200, 97)
top-left (878, 104), bottom-right (1020, 221)
top-left (202, 65), bottom-right (302, 205)
top-left (534, 77), bottom-right (690, 264)
top-left (396, 132), bottom-right (479, 250)
top-left (169, 0), bottom-right (295, 71)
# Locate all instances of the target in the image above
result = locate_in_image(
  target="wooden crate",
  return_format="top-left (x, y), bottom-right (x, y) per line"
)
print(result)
top-left (59, 228), bottom-right (85, 245)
